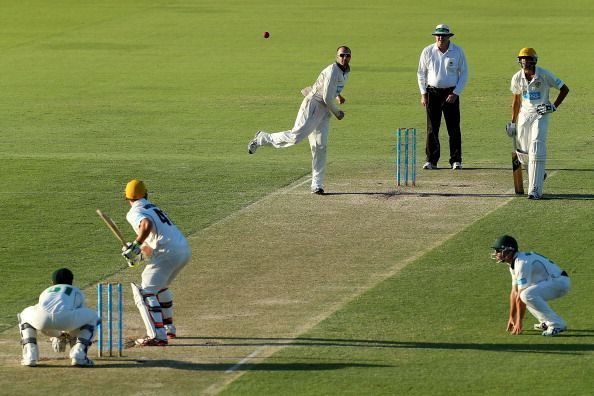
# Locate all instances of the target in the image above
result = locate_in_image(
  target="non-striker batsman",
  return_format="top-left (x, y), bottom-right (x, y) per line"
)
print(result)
top-left (506, 48), bottom-right (569, 199)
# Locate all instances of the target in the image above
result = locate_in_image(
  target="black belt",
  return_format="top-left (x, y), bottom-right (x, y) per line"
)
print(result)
top-left (427, 86), bottom-right (454, 91)
top-left (561, 271), bottom-right (568, 277)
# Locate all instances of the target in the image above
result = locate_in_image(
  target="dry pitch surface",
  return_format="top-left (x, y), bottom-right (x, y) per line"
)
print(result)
top-left (0, 164), bottom-right (520, 395)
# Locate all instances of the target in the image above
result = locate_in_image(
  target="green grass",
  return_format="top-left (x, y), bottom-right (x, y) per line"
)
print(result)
top-left (1, 0), bottom-right (594, 394)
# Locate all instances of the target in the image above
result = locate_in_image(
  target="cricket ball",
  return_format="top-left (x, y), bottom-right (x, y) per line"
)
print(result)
top-left (263, 31), bottom-right (270, 39)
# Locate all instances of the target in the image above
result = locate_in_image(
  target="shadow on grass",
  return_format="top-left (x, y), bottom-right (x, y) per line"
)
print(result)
top-left (171, 335), bottom-right (594, 355)
top-left (323, 191), bottom-right (594, 200)
top-left (87, 359), bottom-right (390, 371)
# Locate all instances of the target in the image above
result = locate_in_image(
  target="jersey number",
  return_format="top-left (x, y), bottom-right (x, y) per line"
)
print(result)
top-left (153, 209), bottom-right (172, 226)
top-left (49, 286), bottom-right (73, 295)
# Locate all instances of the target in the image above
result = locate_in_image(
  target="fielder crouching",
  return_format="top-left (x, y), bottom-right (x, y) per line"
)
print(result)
top-left (491, 235), bottom-right (571, 336)
top-left (122, 179), bottom-right (191, 346)
top-left (18, 268), bottom-right (99, 367)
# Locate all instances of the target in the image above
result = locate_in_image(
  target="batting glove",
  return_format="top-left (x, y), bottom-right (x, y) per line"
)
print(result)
top-left (122, 241), bottom-right (143, 267)
top-left (536, 103), bottom-right (556, 115)
top-left (505, 122), bottom-right (516, 137)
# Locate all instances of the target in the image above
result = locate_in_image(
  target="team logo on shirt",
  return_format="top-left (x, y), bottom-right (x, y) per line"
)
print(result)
top-left (522, 91), bottom-right (541, 100)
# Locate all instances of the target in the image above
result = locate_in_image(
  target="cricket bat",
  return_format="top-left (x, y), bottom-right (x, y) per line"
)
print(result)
top-left (96, 209), bottom-right (127, 247)
top-left (511, 139), bottom-right (524, 195)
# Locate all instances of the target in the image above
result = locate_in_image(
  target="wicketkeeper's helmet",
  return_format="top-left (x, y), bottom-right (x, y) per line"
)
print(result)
top-left (125, 179), bottom-right (147, 200)
top-left (52, 268), bottom-right (74, 285)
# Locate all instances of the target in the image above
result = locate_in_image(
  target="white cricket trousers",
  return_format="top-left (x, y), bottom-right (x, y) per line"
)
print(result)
top-left (516, 110), bottom-right (550, 196)
top-left (20, 305), bottom-right (98, 337)
top-left (141, 243), bottom-right (191, 294)
top-left (520, 275), bottom-right (570, 328)
top-left (258, 96), bottom-right (332, 190)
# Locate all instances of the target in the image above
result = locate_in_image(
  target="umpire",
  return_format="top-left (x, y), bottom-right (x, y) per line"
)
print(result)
top-left (417, 24), bottom-right (469, 170)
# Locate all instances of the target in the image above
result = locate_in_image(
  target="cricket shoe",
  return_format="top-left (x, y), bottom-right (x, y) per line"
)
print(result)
top-left (135, 336), bottom-right (168, 346)
top-left (542, 326), bottom-right (566, 337)
top-left (71, 356), bottom-right (95, 367)
top-left (452, 162), bottom-right (462, 170)
top-left (21, 358), bottom-right (37, 367)
top-left (422, 162), bottom-right (435, 170)
top-left (165, 324), bottom-right (176, 339)
top-left (311, 187), bottom-right (325, 195)
top-left (533, 322), bottom-right (548, 331)
top-left (248, 131), bottom-right (263, 154)
top-left (21, 343), bottom-right (39, 367)
top-left (527, 193), bottom-right (542, 200)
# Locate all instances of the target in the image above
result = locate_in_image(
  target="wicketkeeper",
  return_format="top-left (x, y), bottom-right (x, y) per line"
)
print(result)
top-left (122, 179), bottom-right (191, 346)
top-left (18, 268), bottom-right (99, 366)
top-left (506, 48), bottom-right (569, 199)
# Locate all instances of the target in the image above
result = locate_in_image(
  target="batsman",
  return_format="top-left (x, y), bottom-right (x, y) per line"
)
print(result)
top-left (122, 179), bottom-right (191, 346)
top-left (506, 48), bottom-right (569, 199)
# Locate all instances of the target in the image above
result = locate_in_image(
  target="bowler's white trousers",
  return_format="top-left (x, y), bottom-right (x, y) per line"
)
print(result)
top-left (520, 275), bottom-right (570, 328)
top-left (257, 96), bottom-right (332, 190)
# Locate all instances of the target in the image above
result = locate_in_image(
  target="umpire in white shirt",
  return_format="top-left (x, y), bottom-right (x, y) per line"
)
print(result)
top-left (417, 24), bottom-right (469, 170)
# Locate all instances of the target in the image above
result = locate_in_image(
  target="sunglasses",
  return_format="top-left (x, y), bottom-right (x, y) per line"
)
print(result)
top-left (338, 53), bottom-right (351, 58)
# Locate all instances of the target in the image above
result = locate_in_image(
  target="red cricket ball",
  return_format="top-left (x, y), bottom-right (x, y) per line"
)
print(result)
top-left (263, 31), bottom-right (270, 39)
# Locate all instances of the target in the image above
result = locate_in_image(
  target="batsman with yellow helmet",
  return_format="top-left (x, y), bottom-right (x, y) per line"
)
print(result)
top-left (506, 48), bottom-right (569, 199)
top-left (123, 179), bottom-right (191, 346)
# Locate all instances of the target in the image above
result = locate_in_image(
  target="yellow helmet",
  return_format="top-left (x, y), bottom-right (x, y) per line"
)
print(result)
top-left (125, 179), bottom-right (147, 200)
top-left (517, 47), bottom-right (537, 58)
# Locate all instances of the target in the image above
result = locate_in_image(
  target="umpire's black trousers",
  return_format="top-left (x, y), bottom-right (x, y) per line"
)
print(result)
top-left (425, 86), bottom-right (462, 167)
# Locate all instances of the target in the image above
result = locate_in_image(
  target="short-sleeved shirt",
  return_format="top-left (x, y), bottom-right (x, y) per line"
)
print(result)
top-left (126, 198), bottom-right (188, 251)
top-left (38, 284), bottom-right (85, 313)
top-left (509, 252), bottom-right (564, 289)
top-left (510, 66), bottom-right (564, 110)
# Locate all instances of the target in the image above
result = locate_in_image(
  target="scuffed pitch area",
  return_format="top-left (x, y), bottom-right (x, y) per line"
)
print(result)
top-left (0, 163), bottom-right (520, 395)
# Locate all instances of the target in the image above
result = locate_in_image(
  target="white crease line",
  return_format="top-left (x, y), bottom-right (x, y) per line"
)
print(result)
top-left (224, 347), bottom-right (265, 374)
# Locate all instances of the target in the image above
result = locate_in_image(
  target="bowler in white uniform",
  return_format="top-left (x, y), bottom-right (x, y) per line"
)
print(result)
top-left (247, 46), bottom-right (351, 195)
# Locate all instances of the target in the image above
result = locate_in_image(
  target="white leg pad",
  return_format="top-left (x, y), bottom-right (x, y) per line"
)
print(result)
top-left (528, 140), bottom-right (546, 196)
top-left (131, 283), bottom-right (157, 339)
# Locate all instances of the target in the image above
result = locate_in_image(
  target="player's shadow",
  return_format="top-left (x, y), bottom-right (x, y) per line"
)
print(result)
top-left (90, 359), bottom-right (390, 371)
top-left (170, 335), bottom-right (594, 356)
top-left (323, 191), bottom-right (594, 200)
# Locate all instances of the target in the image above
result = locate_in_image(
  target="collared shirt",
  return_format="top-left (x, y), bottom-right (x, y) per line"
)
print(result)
top-left (310, 62), bottom-right (350, 118)
top-left (38, 284), bottom-right (85, 313)
top-left (510, 66), bottom-right (564, 110)
top-left (126, 198), bottom-right (188, 250)
top-left (417, 42), bottom-right (468, 96)
top-left (508, 252), bottom-right (564, 290)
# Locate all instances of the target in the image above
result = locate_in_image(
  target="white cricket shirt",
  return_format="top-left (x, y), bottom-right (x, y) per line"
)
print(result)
top-left (509, 252), bottom-right (564, 289)
top-left (417, 42), bottom-right (469, 96)
top-left (511, 66), bottom-right (564, 110)
top-left (126, 198), bottom-right (188, 251)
